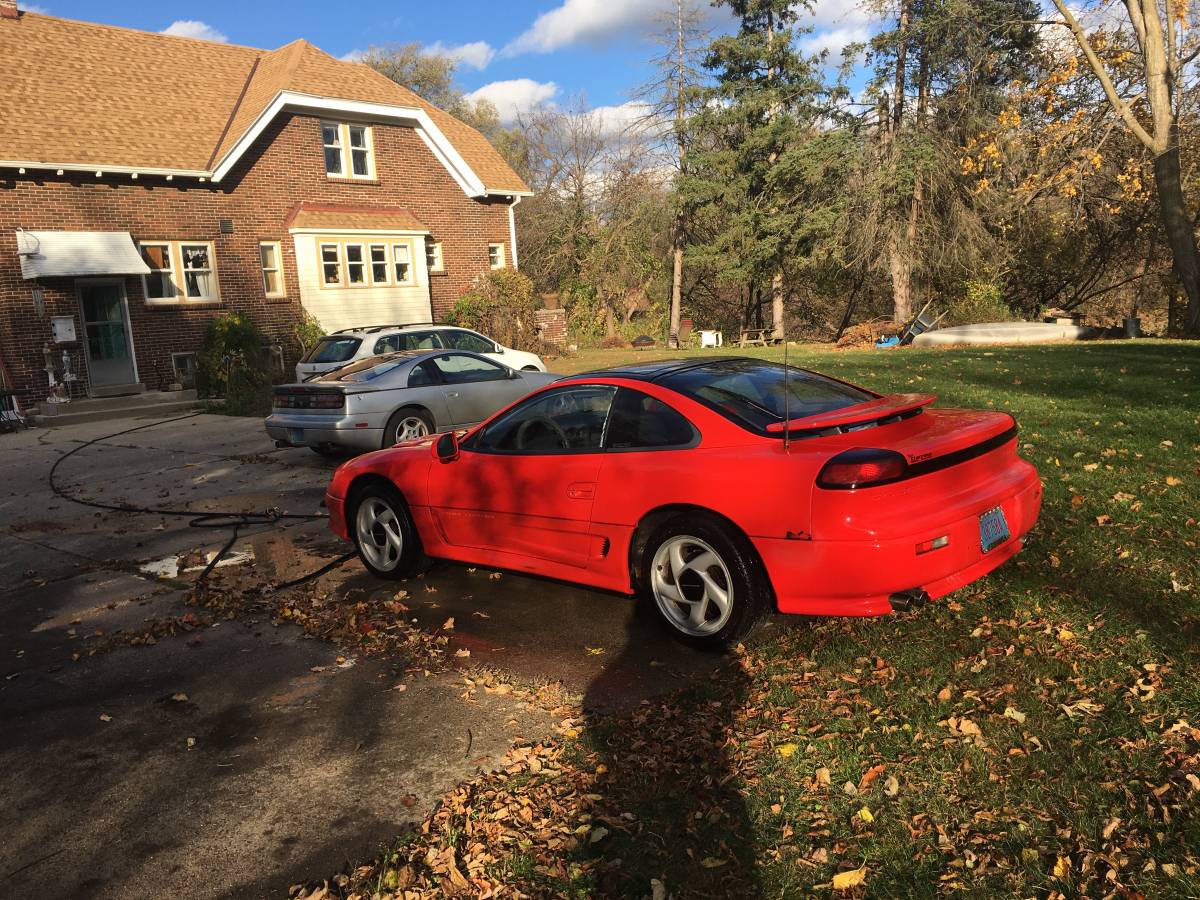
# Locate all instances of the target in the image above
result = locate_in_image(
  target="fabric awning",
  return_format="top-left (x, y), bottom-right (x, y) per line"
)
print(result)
top-left (15, 230), bottom-right (151, 280)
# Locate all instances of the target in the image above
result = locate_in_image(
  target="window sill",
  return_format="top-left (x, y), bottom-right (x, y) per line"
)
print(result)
top-left (325, 176), bottom-right (381, 186)
top-left (145, 298), bottom-right (223, 308)
top-left (429, 270), bottom-right (448, 277)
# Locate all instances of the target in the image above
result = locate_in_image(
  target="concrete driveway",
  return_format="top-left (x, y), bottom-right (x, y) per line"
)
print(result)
top-left (0, 413), bottom-right (743, 898)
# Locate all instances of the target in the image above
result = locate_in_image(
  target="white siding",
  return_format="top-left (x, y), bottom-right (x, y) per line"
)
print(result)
top-left (291, 231), bottom-right (432, 331)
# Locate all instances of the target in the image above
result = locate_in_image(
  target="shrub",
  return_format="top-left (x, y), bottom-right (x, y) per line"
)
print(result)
top-left (293, 309), bottom-right (325, 356)
top-left (196, 313), bottom-right (274, 416)
top-left (446, 270), bottom-right (542, 351)
top-left (947, 279), bottom-right (1020, 326)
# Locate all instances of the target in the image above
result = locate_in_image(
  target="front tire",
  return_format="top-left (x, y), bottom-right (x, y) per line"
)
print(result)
top-left (383, 407), bottom-right (433, 448)
top-left (349, 482), bottom-right (422, 579)
top-left (639, 513), bottom-right (772, 648)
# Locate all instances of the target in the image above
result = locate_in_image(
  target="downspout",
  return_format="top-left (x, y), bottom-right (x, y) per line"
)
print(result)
top-left (508, 196), bottom-right (521, 270)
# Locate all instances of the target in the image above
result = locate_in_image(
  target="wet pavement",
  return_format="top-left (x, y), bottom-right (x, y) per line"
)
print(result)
top-left (0, 413), bottom-right (744, 898)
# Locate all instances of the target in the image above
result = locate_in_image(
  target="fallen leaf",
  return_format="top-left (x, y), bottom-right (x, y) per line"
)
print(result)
top-left (1102, 817), bottom-right (1121, 840)
top-left (958, 717), bottom-right (981, 737)
top-left (99, 714), bottom-right (112, 722)
top-left (1053, 855), bottom-right (1070, 878)
top-left (650, 879), bottom-right (667, 900)
top-left (832, 865), bottom-right (867, 891)
top-left (586, 646), bottom-right (605, 656)
top-left (1095, 514), bottom-right (1113, 526)
top-left (1166, 476), bottom-right (1183, 486)
top-left (171, 692), bottom-right (189, 703)
top-left (186, 736), bottom-right (196, 748)
top-left (1113, 492), bottom-right (1135, 502)
top-left (859, 763), bottom-right (885, 791)
top-left (1057, 629), bottom-right (1074, 642)
top-left (441, 617), bottom-right (455, 631)
top-left (883, 775), bottom-right (900, 798)
top-left (843, 781), bottom-right (858, 796)
top-left (776, 742), bottom-right (799, 759)
top-left (454, 649), bottom-right (471, 658)
top-left (937, 686), bottom-right (952, 702)
top-left (699, 857), bottom-right (726, 869)
top-left (1083, 463), bottom-right (1099, 472)
top-left (856, 806), bottom-right (874, 824)
top-left (589, 826), bottom-right (609, 844)
top-left (1003, 706), bottom-right (1027, 724)
top-left (815, 766), bottom-right (832, 786)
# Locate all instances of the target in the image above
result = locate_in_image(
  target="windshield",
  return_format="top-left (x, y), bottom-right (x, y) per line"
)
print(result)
top-left (303, 337), bottom-right (361, 364)
top-left (660, 360), bottom-right (875, 434)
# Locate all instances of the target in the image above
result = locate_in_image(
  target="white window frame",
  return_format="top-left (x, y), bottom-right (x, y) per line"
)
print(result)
top-left (344, 242), bottom-right (367, 286)
top-left (259, 241), bottom-right (286, 297)
top-left (321, 122), bottom-right (344, 177)
top-left (139, 241), bottom-right (220, 305)
top-left (392, 242), bottom-right (415, 285)
top-left (426, 240), bottom-right (444, 273)
top-left (368, 243), bottom-right (390, 286)
top-left (488, 243), bottom-right (506, 270)
top-left (322, 121), bottom-right (375, 181)
top-left (319, 242), bottom-right (343, 287)
top-left (179, 242), bottom-right (219, 301)
top-left (139, 241), bottom-right (178, 302)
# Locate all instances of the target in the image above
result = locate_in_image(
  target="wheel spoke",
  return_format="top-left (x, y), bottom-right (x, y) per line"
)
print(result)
top-left (668, 541), bottom-right (688, 577)
top-left (687, 594), bottom-right (710, 628)
top-left (650, 535), bottom-right (736, 638)
top-left (697, 571), bottom-right (730, 612)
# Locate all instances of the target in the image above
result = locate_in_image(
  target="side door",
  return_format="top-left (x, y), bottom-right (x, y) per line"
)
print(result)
top-left (425, 384), bottom-right (617, 571)
top-left (427, 352), bottom-right (526, 426)
top-left (441, 328), bottom-right (500, 358)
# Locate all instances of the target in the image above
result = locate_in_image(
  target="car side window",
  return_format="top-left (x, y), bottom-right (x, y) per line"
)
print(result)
top-left (407, 360), bottom-right (441, 388)
top-left (605, 388), bottom-right (697, 449)
top-left (401, 331), bottom-right (442, 351)
top-left (374, 335), bottom-right (401, 355)
top-left (445, 329), bottom-right (496, 354)
top-left (473, 386), bottom-right (617, 454)
top-left (431, 353), bottom-right (509, 385)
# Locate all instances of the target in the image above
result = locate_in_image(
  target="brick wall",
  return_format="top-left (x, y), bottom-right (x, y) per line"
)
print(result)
top-left (0, 112), bottom-right (515, 404)
top-left (534, 308), bottom-right (567, 349)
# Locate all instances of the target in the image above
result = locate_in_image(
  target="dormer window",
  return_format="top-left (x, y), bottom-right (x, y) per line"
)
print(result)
top-left (322, 122), bottom-right (375, 179)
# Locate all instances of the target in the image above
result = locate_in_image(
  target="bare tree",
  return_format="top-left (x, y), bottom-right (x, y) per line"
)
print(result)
top-left (1049, 0), bottom-right (1200, 333)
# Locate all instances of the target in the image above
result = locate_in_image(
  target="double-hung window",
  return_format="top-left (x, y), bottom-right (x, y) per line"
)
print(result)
top-left (259, 242), bottom-right (285, 297)
top-left (393, 243), bottom-right (413, 284)
top-left (425, 240), bottom-right (443, 273)
top-left (140, 243), bottom-right (177, 300)
top-left (345, 244), bottom-right (366, 285)
top-left (369, 244), bottom-right (389, 285)
top-left (322, 122), bottom-right (375, 179)
top-left (488, 243), bottom-right (505, 269)
top-left (320, 243), bottom-right (342, 286)
top-left (180, 244), bottom-right (217, 300)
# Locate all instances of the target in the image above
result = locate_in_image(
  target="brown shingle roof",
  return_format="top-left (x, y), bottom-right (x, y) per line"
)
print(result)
top-left (285, 202), bottom-right (428, 233)
top-left (0, 12), bottom-right (528, 193)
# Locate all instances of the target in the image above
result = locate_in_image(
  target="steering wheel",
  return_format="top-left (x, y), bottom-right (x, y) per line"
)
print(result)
top-left (515, 415), bottom-right (570, 451)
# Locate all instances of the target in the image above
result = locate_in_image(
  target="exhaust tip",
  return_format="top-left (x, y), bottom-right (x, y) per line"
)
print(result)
top-left (888, 589), bottom-right (930, 612)
top-left (274, 440), bottom-right (290, 449)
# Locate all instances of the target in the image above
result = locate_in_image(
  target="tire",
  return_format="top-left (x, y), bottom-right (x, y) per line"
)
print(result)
top-left (348, 481), bottom-right (422, 580)
top-left (639, 513), bottom-right (772, 649)
top-left (521, 365), bottom-right (540, 372)
top-left (383, 407), bottom-right (434, 448)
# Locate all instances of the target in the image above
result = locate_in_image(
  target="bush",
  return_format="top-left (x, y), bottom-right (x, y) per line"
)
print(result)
top-left (293, 309), bottom-right (325, 357)
top-left (196, 313), bottom-right (274, 416)
top-left (946, 279), bottom-right (1020, 326)
top-left (446, 270), bottom-right (543, 351)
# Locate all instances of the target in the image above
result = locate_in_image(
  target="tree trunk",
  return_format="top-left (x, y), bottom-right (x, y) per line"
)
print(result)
top-left (1153, 143), bottom-right (1200, 333)
top-left (888, 226), bottom-right (913, 324)
top-left (669, 221), bottom-right (683, 348)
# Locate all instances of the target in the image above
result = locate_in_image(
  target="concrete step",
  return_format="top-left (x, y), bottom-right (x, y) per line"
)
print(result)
top-left (34, 395), bottom-right (203, 427)
top-left (38, 389), bottom-right (198, 418)
top-left (90, 382), bottom-right (146, 399)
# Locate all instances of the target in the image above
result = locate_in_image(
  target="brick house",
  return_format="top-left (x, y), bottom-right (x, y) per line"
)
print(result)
top-left (0, 3), bottom-right (530, 407)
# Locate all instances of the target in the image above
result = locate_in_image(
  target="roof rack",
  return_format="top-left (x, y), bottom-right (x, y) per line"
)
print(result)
top-left (331, 322), bottom-right (438, 335)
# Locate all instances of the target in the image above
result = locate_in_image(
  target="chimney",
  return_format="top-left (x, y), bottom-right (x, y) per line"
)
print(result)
top-left (0, 1), bottom-right (18, 20)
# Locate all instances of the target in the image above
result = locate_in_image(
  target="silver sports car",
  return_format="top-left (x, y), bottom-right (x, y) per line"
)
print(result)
top-left (265, 349), bottom-right (558, 455)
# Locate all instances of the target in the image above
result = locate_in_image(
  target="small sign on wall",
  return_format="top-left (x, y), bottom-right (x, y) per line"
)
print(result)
top-left (51, 315), bottom-right (77, 343)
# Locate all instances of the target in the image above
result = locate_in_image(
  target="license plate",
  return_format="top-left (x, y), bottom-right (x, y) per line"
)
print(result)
top-left (979, 506), bottom-right (1010, 553)
top-left (288, 428), bottom-right (304, 445)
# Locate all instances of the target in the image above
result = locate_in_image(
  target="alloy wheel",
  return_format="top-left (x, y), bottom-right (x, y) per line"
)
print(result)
top-left (650, 535), bottom-right (734, 637)
top-left (394, 416), bottom-right (430, 442)
top-left (355, 496), bottom-right (404, 572)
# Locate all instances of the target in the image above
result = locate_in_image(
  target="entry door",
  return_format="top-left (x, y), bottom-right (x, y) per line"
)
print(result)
top-left (78, 281), bottom-right (136, 387)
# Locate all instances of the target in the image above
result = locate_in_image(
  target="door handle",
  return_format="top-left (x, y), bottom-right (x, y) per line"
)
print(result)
top-left (567, 482), bottom-right (596, 500)
top-left (447, 391), bottom-right (459, 398)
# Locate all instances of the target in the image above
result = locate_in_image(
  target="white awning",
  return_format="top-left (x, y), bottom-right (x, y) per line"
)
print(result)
top-left (15, 230), bottom-right (151, 280)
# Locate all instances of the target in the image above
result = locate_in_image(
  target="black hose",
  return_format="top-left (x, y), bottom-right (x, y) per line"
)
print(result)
top-left (46, 412), bottom-right (354, 588)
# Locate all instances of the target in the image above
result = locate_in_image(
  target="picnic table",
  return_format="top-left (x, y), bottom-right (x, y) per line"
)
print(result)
top-left (738, 328), bottom-right (783, 348)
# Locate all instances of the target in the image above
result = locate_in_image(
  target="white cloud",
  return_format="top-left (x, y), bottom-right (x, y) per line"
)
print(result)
top-left (340, 49), bottom-right (366, 62)
top-left (18, 3), bottom-right (51, 12)
top-left (161, 20), bottom-right (228, 43)
top-left (799, 24), bottom-right (872, 58)
top-left (586, 101), bottom-right (655, 135)
top-left (807, 0), bottom-right (873, 29)
top-left (423, 40), bottom-right (496, 70)
top-left (466, 78), bottom-right (560, 121)
top-left (504, 0), bottom-right (683, 56)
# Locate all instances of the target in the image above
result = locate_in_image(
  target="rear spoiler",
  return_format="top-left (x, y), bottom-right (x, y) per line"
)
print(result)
top-left (766, 393), bottom-right (936, 434)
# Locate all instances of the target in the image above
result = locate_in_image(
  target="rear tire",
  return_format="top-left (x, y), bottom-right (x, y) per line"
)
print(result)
top-left (521, 365), bottom-right (539, 371)
top-left (383, 407), bottom-right (433, 448)
top-left (348, 482), bottom-right (422, 580)
top-left (639, 513), bottom-right (772, 649)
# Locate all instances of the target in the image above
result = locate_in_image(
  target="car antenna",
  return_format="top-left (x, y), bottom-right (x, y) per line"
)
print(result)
top-left (783, 321), bottom-right (791, 455)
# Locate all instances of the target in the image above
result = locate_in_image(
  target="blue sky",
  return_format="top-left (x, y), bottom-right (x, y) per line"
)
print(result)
top-left (22, 0), bottom-right (877, 124)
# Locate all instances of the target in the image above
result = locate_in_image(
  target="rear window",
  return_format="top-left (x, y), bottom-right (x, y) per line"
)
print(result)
top-left (303, 337), bottom-right (361, 364)
top-left (318, 353), bottom-right (409, 383)
top-left (660, 360), bottom-right (874, 434)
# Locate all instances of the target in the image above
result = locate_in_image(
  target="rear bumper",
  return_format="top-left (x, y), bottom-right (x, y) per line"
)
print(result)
top-left (756, 473), bottom-right (1042, 616)
top-left (265, 415), bottom-right (382, 451)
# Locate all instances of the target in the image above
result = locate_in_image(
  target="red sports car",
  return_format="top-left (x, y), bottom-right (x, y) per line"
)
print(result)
top-left (325, 357), bottom-right (1042, 647)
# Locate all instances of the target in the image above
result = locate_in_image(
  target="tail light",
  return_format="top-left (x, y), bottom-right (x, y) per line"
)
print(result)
top-left (817, 448), bottom-right (908, 489)
top-left (273, 389), bottom-right (345, 410)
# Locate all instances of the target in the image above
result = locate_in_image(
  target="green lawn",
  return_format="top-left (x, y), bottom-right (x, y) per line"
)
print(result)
top-left (307, 341), bottom-right (1200, 899)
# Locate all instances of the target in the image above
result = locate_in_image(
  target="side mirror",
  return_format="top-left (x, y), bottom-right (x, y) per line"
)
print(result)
top-left (508, 367), bottom-right (521, 379)
top-left (434, 430), bottom-right (459, 462)
top-left (494, 345), bottom-right (504, 354)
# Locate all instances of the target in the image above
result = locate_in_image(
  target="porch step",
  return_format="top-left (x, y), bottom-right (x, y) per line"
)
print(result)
top-left (89, 382), bottom-right (146, 399)
top-left (34, 390), bottom-right (201, 427)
